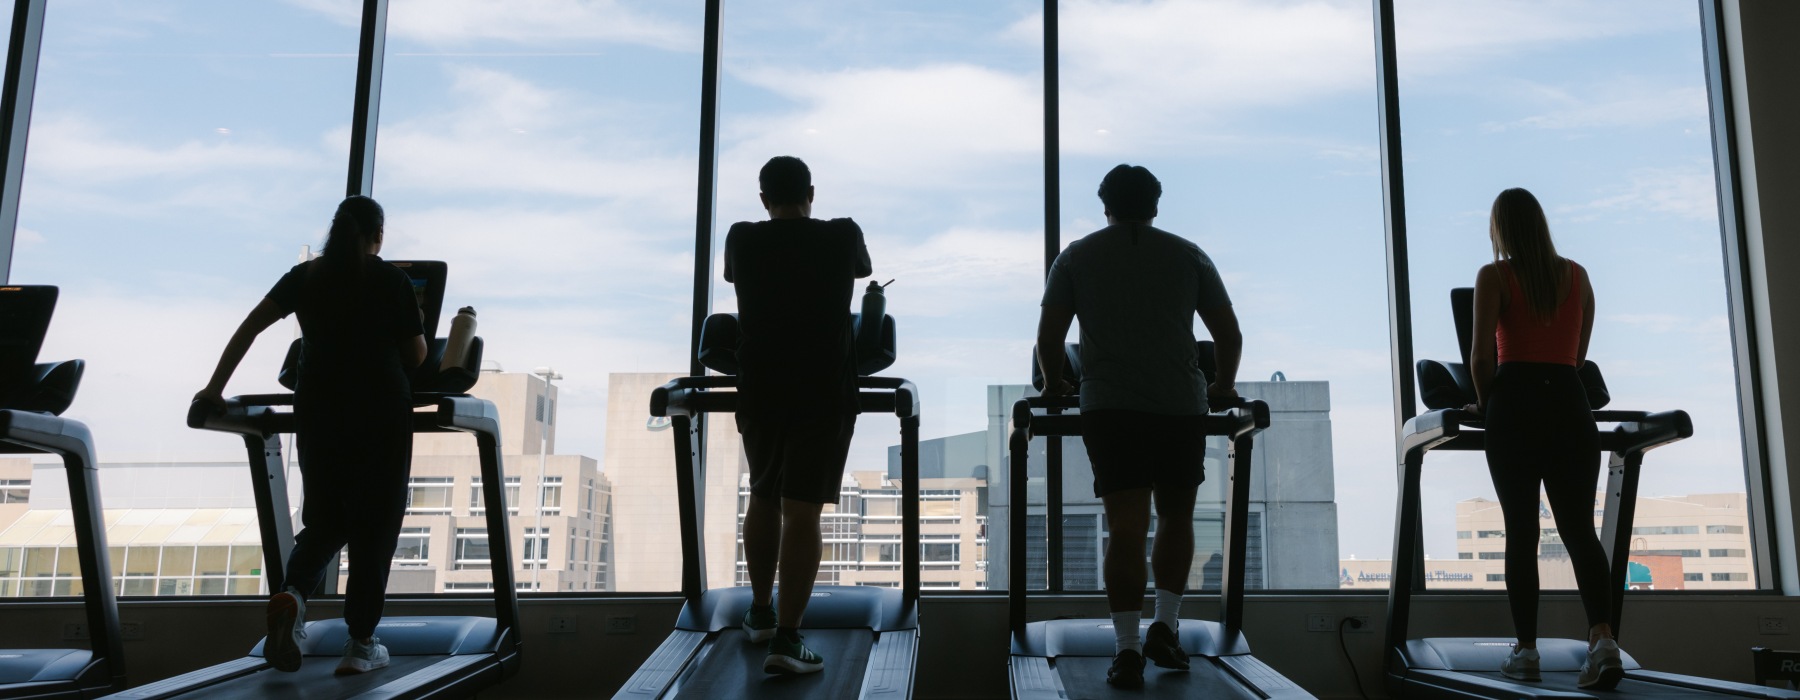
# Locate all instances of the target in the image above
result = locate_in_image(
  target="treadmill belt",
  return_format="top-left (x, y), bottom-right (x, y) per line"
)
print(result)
top-left (1463, 671), bottom-right (1746, 697)
top-left (1056, 657), bottom-right (1263, 700)
top-left (173, 654), bottom-right (446, 700)
top-left (674, 629), bottom-right (871, 700)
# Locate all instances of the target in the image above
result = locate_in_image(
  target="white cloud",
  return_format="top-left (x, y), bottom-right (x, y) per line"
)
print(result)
top-left (1479, 84), bottom-right (1708, 133)
top-left (27, 117), bottom-right (320, 183)
top-left (286, 0), bottom-right (695, 50)
top-left (1562, 165), bottom-right (1719, 221)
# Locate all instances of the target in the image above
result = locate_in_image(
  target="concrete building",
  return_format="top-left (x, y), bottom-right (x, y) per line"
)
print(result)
top-left (604, 372), bottom-right (745, 592)
top-left (0, 370), bottom-right (614, 597)
top-left (1339, 491), bottom-right (1754, 591)
top-left (983, 378), bottom-right (1341, 591)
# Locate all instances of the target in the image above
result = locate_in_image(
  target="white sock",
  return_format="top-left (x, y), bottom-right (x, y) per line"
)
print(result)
top-left (1111, 611), bottom-right (1143, 654)
top-left (1153, 589), bottom-right (1182, 632)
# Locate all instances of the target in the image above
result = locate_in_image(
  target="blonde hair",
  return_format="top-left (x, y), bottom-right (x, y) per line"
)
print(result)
top-left (1489, 188), bottom-right (1567, 322)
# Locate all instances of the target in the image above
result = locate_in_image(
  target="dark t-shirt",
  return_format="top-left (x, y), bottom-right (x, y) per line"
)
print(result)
top-left (268, 256), bottom-right (425, 409)
top-left (724, 217), bottom-right (873, 418)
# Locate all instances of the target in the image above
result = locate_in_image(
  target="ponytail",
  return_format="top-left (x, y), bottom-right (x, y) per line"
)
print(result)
top-left (320, 195), bottom-right (384, 272)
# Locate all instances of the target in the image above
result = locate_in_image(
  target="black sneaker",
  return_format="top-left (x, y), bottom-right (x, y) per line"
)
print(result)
top-left (1107, 649), bottom-right (1145, 688)
top-left (764, 632), bottom-right (825, 675)
top-left (1143, 621), bottom-right (1190, 671)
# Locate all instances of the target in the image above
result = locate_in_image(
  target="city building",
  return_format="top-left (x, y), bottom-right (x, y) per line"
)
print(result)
top-left (0, 370), bottom-right (614, 597)
top-left (1339, 492), bottom-right (1753, 591)
top-left (985, 378), bottom-right (1342, 592)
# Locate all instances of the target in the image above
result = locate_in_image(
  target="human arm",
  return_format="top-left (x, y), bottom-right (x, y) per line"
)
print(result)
top-left (1466, 263), bottom-right (1503, 414)
top-left (722, 227), bottom-right (738, 284)
top-left (850, 220), bottom-right (873, 279)
top-left (1198, 303), bottom-right (1242, 401)
top-left (1035, 303), bottom-right (1077, 397)
top-left (194, 298), bottom-right (286, 407)
top-left (1576, 265), bottom-right (1595, 365)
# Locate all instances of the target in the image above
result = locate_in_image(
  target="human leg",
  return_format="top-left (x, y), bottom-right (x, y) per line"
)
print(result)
top-left (775, 497), bottom-right (825, 629)
top-left (737, 416), bottom-right (783, 641)
top-left (743, 494), bottom-right (781, 608)
top-left (343, 454), bottom-right (409, 642)
top-left (1102, 488), bottom-right (1152, 614)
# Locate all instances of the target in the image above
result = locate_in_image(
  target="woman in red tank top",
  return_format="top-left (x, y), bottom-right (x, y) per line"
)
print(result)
top-left (1466, 188), bottom-right (1621, 689)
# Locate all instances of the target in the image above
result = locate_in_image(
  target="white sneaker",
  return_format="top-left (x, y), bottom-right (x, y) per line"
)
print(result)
top-left (1577, 638), bottom-right (1623, 690)
top-left (335, 637), bottom-right (390, 676)
top-left (1500, 645), bottom-right (1540, 682)
top-left (264, 588), bottom-right (307, 673)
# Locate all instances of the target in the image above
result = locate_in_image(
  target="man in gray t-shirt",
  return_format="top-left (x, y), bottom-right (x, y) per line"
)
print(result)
top-left (1035, 164), bottom-right (1243, 688)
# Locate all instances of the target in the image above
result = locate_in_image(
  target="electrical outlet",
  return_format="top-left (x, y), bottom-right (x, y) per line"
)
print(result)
top-left (606, 615), bottom-right (637, 635)
top-left (547, 616), bottom-right (577, 635)
top-left (1306, 614), bottom-right (1334, 632)
top-left (1345, 616), bottom-right (1373, 633)
top-left (1760, 616), bottom-right (1789, 635)
top-left (120, 621), bottom-right (145, 640)
top-left (62, 623), bottom-right (88, 641)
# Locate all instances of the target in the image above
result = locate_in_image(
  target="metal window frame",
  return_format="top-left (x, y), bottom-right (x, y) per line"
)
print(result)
top-left (0, 0), bottom-right (47, 283)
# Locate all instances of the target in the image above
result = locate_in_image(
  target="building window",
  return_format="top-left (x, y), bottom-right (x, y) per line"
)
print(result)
top-left (1684, 573), bottom-right (1705, 582)
top-left (1455, 531), bottom-right (1471, 539)
top-left (470, 476), bottom-right (521, 515)
top-left (1631, 526), bottom-right (1699, 536)
top-left (521, 527), bottom-right (551, 567)
top-left (1711, 572), bottom-right (1749, 582)
top-left (1486, 574), bottom-right (1505, 582)
top-left (1477, 530), bottom-right (1505, 539)
top-left (1634, 549), bottom-right (1702, 558)
top-left (539, 476), bottom-right (562, 514)
top-left (1478, 552), bottom-right (1505, 560)
top-left (1707, 525), bottom-right (1745, 535)
top-left (0, 479), bottom-right (28, 504)
top-left (922, 543), bottom-right (959, 564)
top-left (1457, 552), bottom-right (1473, 560)
top-left (394, 527), bottom-right (431, 563)
top-left (1708, 549), bottom-right (1746, 558)
top-left (455, 528), bottom-right (490, 569)
top-left (406, 477), bottom-right (454, 514)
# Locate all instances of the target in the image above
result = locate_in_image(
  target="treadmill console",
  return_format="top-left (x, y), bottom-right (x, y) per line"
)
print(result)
top-left (276, 260), bottom-right (481, 394)
top-left (695, 311), bottom-right (898, 377)
top-left (0, 285), bottom-right (82, 415)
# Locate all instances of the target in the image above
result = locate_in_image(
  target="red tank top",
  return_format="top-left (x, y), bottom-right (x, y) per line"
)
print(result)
top-left (1496, 260), bottom-right (1584, 366)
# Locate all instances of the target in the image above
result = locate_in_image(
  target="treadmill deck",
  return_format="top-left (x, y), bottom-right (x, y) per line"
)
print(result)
top-left (670, 629), bottom-right (873, 700)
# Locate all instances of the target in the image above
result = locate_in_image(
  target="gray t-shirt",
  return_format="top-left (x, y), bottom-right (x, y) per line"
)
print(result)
top-left (1041, 223), bottom-right (1231, 415)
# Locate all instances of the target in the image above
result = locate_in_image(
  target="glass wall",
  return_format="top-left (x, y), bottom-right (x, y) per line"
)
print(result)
top-left (1053, 0), bottom-right (1383, 591)
top-left (0, 0), bottom-right (1764, 599)
top-left (2, 1), bottom-right (359, 597)
top-left (1394, 0), bottom-right (1754, 590)
top-left (710, 0), bottom-right (1042, 592)
top-left (370, 0), bottom-right (700, 594)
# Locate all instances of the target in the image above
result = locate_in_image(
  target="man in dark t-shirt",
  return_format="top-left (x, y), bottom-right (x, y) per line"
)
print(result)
top-left (726, 156), bottom-right (872, 676)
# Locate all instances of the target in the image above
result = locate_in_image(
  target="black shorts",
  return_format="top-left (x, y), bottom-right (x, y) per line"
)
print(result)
top-left (737, 414), bottom-right (856, 504)
top-left (1080, 410), bottom-right (1208, 498)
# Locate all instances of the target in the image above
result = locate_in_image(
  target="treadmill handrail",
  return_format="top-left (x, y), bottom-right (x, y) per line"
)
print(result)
top-left (1387, 404), bottom-right (1693, 658)
top-left (648, 373), bottom-right (924, 608)
top-left (186, 393), bottom-right (521, 659)
top-left (0, 408), bottom-right (126, 693)
top-left (1007, 395), bottom-right (1272, 643)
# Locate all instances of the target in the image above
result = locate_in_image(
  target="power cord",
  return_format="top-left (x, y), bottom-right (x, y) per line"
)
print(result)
top-left (1338, 616), bottom-right (1371, 700)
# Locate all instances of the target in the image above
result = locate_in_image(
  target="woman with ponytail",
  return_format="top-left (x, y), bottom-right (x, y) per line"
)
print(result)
top-left (1465, 188), bottom-right (1619, 689)
top-left (196, 195), bottom-right (426, 677)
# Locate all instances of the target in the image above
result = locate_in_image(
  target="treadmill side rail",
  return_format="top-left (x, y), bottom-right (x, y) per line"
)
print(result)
top-left (859, 629), bottom-right (918, 699)
top-left (1007, 657), bottom-right (1061, 700)
top-left (1218, 654), bottom-right (1313, 699)
top-left (95, 657), bottom-right (268, 700)
top-left (1395, 668), bottom-right (1595, 699)
top-left (1625, 670), bottom-right (1800, 699)
top-left (610, 630), bottom-right (705, 700)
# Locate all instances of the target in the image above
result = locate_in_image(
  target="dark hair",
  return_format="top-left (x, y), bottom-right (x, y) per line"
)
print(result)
top-left (321, 195), bottom-right (384, 269)
top-left (1098, 164), bottom-right (1161, 220)
top-left (759, 156), bottom-right (811, 207)
top-left (1488, 187), bottom-right (1566, 322)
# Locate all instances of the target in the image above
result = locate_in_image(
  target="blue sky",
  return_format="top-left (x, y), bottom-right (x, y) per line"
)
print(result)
top-left (5, 0), bottom-right (1744, 582)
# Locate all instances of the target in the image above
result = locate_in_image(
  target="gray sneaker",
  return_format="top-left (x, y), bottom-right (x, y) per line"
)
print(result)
top-left (264, 588), bottom-right (307, 673)
top-left (335, 637), bottom-right (390, 676)
top-left (1500, 645), bottom-right (1540, 682)
top-left (1577, 639), bottom-right (1623, 690)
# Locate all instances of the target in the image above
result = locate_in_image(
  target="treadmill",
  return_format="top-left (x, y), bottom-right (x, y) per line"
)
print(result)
top-left (0, 285), bottom-right (127, 699)
top-left (614, 310), bottom-right (920, 699)
top-left (1386, 287), bottom-right (1800, 699)
top-left (1008, 342), bottom-right (1315, 700)
top-left (103, 261), bottom-right (521, 700)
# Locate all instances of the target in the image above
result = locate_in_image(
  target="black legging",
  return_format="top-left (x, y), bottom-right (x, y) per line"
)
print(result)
top-left (1484, 362), bottom-right (1609, 644)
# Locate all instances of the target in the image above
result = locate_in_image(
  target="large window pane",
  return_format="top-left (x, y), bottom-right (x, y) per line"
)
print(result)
top-left (374, 0), bottom-right (699, 593)
top-left (1394, 0), bottom-right (1753, 590)
top-left (1056, 0), bottom-right (1381, 590)
top-left (4, 1), bottom-right (359, 598)
top-left (699, 0), bottom-right (1042, 592)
